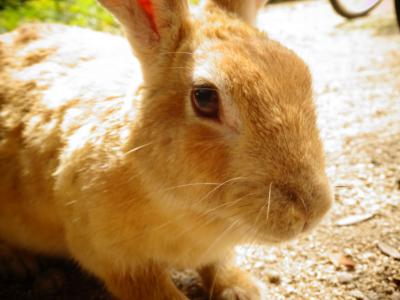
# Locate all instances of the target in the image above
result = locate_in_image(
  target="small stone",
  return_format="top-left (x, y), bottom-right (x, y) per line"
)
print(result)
top-left (366, 291), bottom-right (379, 300)
top-left (330, 253), bottom-right (356, 271)
top-left (349, 289), bottom-right (366, 299)
top-left (391, 292), bottom-right (400, 300)
top-left (336, 213), bottom-right (375, 226)
top-left (344, 248), bottom-right (354, 256)
top-left (377, 242), bottom-right (400, 259)
top-left (265, 270), bottom-right (281, 284)
top-left (393, 276), bottom-right (400, 286)
top-left (254, 261), bottom-right (264, 269)
top-left (337, 272), bottom-right (354, 284)
top-left (264, 254), bottom-right (277, 263)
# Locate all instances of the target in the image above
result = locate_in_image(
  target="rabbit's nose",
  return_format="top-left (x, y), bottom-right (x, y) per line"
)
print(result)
top-left (279, 178), bottom-right (332, 233)
top-left (276, 186), bottom-right (307, 214)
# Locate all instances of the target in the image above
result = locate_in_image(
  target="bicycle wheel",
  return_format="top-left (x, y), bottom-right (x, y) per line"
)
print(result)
top-left (329, 0), bottom-right (383, 19)
top-left (395, 0), bottom-right (400, 29)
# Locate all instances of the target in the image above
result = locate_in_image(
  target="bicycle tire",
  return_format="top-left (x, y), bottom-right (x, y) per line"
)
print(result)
top-left (329, 0), bottom-right (383, 19)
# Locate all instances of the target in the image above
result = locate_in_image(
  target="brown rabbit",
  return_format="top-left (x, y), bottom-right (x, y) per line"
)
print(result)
top-left (0, 0), bottom-right (332, 299)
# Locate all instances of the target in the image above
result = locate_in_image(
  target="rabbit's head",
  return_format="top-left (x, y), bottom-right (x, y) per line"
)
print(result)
top-left (99, 0), bottom-right (332, 244)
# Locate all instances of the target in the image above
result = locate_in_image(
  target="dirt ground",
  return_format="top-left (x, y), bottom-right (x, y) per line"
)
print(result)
top-left (0, 0), bottom-right (399, 299)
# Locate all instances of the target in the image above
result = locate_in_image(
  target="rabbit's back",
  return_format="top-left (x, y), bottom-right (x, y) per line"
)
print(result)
top-left (0, 24), bottom-right (141, 254)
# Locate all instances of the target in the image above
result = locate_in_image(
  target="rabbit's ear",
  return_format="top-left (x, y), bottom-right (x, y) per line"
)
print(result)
top-left (98, 0), bottom-right (190, 75)
top-left (204, 0), bottom-right (268, 24)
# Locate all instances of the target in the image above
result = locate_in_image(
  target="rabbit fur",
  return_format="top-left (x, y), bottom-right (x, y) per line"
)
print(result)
top-left (0, 0), bottom-right (332, 299)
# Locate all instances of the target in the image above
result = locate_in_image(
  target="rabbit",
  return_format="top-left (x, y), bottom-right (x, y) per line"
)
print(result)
top-left (0, 0), bottom-right (333, 299)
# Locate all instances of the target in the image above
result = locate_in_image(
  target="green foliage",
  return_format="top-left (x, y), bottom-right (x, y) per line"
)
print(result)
top-left (0, 0), bottom-right (120, 33)
top-left (0, 0), bottom-right (30, 9)
top-left (0, 0), bottom-right (200, 33)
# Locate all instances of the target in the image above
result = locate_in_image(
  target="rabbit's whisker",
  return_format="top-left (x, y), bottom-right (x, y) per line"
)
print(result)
top-left (235, 189), bottom-right (272, 259)
top-left (173, 209), bottom-right (258, 268)
top-left (125, 190), bottom-right (253, 250)
top-left (158, 176), bottom-right (246, 216)
top-left (251, 190), bottom-right (270, 232)
top-left (197, 219), bottom-right (241, 262)
top-left (168, 67), bottom-right (190, 70)
top-left (171, 192), bottom-right (256, 241)
top-left (122, 179), bottom-right (246, 243)
top-left (236, 223), bottom-right (263, 264)
top-left (125, 142), bottom-right (153, 155)
top-left (244, 215), bottom-right (265, 259)
top-left (249, 227), bottom-right (263, 257)
top-left (161, 182), bottom-right (220, 192)
top-left (111, 177), bottom-right (255, 254)
top-left (156, 193), bottom-right (254, 240)
top-left (65, 200), bottom-right (76, 206)
top-left (161, 51), bottom-right (193, 55)
top-left (202, 192), bottom-right (257, 217)
top-left (299, 196), bottom-right (308, 215)
top-left (194, 176), bottom-right (246, 205)
top-left (209, 266), bottom-right (219, 300)
top-left (266, 182), bottom-right (273, 225)
top-left (240, 184), bottom-right (277, 254)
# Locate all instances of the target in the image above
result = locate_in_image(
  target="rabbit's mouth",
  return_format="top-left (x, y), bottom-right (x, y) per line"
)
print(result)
top-left (222, 180), bottom-right (332, 244)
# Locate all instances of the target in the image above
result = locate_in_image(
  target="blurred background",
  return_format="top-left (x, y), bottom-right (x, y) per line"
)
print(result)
top-left (0, 0), bottom-right (119, 33)
top-left (0, 0), bottom-right (332, 33)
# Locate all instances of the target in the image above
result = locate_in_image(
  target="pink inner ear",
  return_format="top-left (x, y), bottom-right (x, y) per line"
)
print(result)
top-left (138, 0), bottom-right (159, 34)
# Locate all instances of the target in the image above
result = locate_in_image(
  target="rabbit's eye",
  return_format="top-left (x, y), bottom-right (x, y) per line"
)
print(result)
top-left (191, 86), bottom-right (219, 119)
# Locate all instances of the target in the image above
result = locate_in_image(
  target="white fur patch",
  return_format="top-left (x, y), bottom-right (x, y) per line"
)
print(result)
top-left (192, 52), bottom-right (241, 133)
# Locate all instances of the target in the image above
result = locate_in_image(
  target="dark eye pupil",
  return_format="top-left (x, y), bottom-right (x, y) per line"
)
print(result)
top-left (191, 87), bottom-right (219, 119)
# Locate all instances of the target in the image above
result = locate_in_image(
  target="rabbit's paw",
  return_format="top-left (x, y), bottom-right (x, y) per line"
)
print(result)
top-left (0, 242), bottom-right (39, 281)
top-left (200, 263), bottom-right (267, 300)
top-left (218, 286), bottom-right (255, 300)
top-left (216, 278), bottom-right (266, 300)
